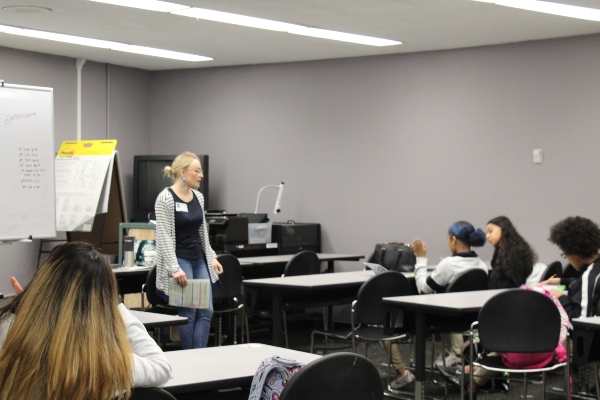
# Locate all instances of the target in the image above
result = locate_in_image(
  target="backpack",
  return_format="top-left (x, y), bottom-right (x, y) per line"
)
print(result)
top-left (248, 355), bottom-right (305, 400)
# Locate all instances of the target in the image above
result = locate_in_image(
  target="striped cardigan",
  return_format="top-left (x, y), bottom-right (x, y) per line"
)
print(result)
top-left (154, 187), bottom-right (219, 298)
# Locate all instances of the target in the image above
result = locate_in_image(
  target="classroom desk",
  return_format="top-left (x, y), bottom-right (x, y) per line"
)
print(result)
top-left (238, 253), bottom-right (364, 275)
top-left (243, 270), bottom-right (375, 347)
top-left (383, 289), bottom-right (507, 400)
top-left (112, 265), bottom-right (150, 295)
top-left (572, 316), bottom-right (600, 365)
top-left (129, 310), bottom-right (187, 330)
top-left (163, 343), bottom-right (321, 395)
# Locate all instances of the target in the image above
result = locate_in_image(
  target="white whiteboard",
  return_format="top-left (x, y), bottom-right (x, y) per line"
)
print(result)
top-left (0, 83), bottom-right (56, 241)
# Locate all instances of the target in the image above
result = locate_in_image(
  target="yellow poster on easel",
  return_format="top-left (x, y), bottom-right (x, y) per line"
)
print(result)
top-left (55, 140), bottom-right (117, 232)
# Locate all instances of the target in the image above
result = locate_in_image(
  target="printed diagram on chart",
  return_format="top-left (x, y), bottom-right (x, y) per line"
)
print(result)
top-left (75, 160), bottom-right (106, 189)
top-left (55, 154), bottom-right (112, 232)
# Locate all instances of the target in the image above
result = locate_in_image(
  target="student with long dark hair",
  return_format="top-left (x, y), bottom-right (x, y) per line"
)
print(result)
top-left (486, 216), bottom-right (536, 289)
top-left (0, 242), bottom-right (171, 400)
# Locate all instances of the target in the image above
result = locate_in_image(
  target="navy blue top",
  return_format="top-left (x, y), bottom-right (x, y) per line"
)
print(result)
top-left (168, 188), bottom-right (204, 261)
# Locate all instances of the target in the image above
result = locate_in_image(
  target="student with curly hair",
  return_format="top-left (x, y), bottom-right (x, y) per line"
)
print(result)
top-left (546, 216), bottom-right (600, 319)
top-left (486, 216), bottom-right (536, 289)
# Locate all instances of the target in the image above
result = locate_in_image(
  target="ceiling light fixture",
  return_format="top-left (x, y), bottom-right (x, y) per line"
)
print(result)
top-left (0, 24), bottom-right (212, 61)
top-left (473, 0), bottom-right (600, 22)
top-left (88, 0), bottom-right (401, 47)
top-left (88, 0), bottom-right (188, 13)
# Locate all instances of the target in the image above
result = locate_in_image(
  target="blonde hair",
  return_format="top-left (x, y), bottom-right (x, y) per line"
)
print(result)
top-left (164, 151), bottom-right (200, 183)
top-left (0, 242), bottom-right (133, 400)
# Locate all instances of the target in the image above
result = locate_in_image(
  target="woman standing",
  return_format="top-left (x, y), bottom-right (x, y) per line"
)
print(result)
top-left (486, 216), bottom-right (536, 289)
top-left (155, 151), bottom-right (223, 349)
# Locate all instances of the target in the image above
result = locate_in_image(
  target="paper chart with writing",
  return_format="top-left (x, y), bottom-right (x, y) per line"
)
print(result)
top-left (55, 140), bottom-right (117, 232)
top-left (168, 278), bottom-right (211, 309)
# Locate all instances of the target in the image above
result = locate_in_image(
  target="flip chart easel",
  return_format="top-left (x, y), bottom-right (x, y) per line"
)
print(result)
top-left (56, 140), bottom-right (127, 254)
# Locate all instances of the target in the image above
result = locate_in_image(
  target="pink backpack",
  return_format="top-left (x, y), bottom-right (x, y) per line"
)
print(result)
top-left (500, 286), bottom-right (571, 369)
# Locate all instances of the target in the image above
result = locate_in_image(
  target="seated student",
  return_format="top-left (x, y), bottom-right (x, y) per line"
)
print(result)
top-left (486, 216), bottom-right (536, 289)
top-left (545, 216), bottom-right (600, 319)
top-left (0, 242), bottom-right (171, 400)
top-left (460, 217), bottom-right (536, 393)
top-left (413, 221), bottom-right (488, 367)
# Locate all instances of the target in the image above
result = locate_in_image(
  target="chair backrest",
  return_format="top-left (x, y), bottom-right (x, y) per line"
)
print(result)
top-left (542, 261), bottom-right (563, 281)
top-left (130, 387), bottom-right (177, 400)
top-left (355, 271), bottom-right (411, 326)
top-left (478, 289), bottom-right (561, 353)
top-left (144, 266), bottom-right (168, 306)
top-left (279, 352), bottom-right (383, 400)
top-left (446, 268), bottom-right (489, 293)
top-left (283, 250), bottom-right (321, 277)
top-left (213, 254), bottom-right (243, 300)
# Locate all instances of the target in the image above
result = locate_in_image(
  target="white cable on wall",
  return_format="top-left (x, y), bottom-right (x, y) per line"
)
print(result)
top-left (75, 58), bottom-right (86, 140)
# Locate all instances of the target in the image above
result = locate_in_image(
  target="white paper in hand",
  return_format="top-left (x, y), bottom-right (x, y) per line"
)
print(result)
top-left (168, 278), bottom-right (211, 308)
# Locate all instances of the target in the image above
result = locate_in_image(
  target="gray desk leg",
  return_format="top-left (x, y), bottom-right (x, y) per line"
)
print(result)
top-left (414, 312), bottom-right (426, 400)
top-left (272, 290), bottom-right (283, 347)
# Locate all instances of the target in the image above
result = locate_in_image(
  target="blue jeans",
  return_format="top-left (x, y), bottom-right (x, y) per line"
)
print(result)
top-left (176, 257), bottom-right (213, 349)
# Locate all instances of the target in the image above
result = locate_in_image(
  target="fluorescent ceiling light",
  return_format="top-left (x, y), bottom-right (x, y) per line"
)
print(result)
top-left (89, 0), bottom-right (401, 47)
top-left (0, 24), bottom-right (212, 61)
top-left (88, 0), bottom-right (189, 13)
top-left (473, 0), bottom-right (600, 22)
top-left (171, 8), bottom-right (298, 32)
top-left (172, 7), bottom-right (401, 46)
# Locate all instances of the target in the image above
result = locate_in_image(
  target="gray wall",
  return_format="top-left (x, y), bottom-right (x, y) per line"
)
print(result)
top-left (0, 47), bottom-right (151, 293)
top-left (1, 33), bottom-right (599, 292)
top-left (150, 33), bottom-right (600, 269)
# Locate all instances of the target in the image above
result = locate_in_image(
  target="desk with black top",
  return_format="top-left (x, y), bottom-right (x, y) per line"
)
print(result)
top-left (163, 343), bottom-right (320, 396)
top-left (243, 270), bottom-right (375, 347)
top-left (383, 289), bottom-right (507, 400)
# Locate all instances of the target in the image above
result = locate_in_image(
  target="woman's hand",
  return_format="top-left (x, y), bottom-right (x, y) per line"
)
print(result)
top-left (173, 270), bottom-right (187, 288)
top-left (412, 238), bottom-right (427, 257)
top-left (213, 259), bottom-right (223, 274)
top-left (540, 277), bottom-right (560, 286)
top-left (10, 277), bottom-right (23, 295)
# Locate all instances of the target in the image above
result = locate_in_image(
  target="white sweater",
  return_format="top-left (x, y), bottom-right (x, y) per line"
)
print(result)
top-left (0, 304), bottom-right (172, 388)
top-left (415, 253), bottom-right (488, 294)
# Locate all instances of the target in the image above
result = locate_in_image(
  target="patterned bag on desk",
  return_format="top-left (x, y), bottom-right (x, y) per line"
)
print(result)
top-left (248, 355), bottom-right (305, 400)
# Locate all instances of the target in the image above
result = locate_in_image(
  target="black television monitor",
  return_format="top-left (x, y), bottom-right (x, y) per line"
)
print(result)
top-left (133, 154), bottom-right (209, 222)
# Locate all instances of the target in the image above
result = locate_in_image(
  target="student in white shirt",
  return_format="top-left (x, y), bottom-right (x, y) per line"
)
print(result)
top-left (413, 221), bottom-right (488, 367)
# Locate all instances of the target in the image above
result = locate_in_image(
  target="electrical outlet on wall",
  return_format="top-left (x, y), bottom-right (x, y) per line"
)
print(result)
top-left (533, 149), bottom-right (543, 164)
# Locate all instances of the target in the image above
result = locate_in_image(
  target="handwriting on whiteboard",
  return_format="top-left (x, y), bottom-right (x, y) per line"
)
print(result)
top-left (5, 111), bottom-right (37, 125)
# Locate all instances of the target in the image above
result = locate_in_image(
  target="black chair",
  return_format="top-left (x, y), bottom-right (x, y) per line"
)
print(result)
top-left (467, 290), bottom-right (569, 399)
top-left (141, 266), bottom-right (178, 315)
top-left (279, 352), bottom-right (384, 400)
top-left (353, 271), bottom-right (412, 391)
top-left (212, 254), bottom-right (246, 346)
top-left (140, 266), bottom-right (178, 347)
top-left (130, 387), bottom-right (176, 400)
top-left (280, 251), bottom-right (323, 348)
top-left (542, 261), bottom-right (563, 282)
top-left (445, 268), bottom-right (489, 293)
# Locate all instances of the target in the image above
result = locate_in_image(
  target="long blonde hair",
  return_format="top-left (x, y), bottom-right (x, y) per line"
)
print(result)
top-left (0, 242), bottom-right (133, 400)
top-left (164, 151), bottom-right (200, 183)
